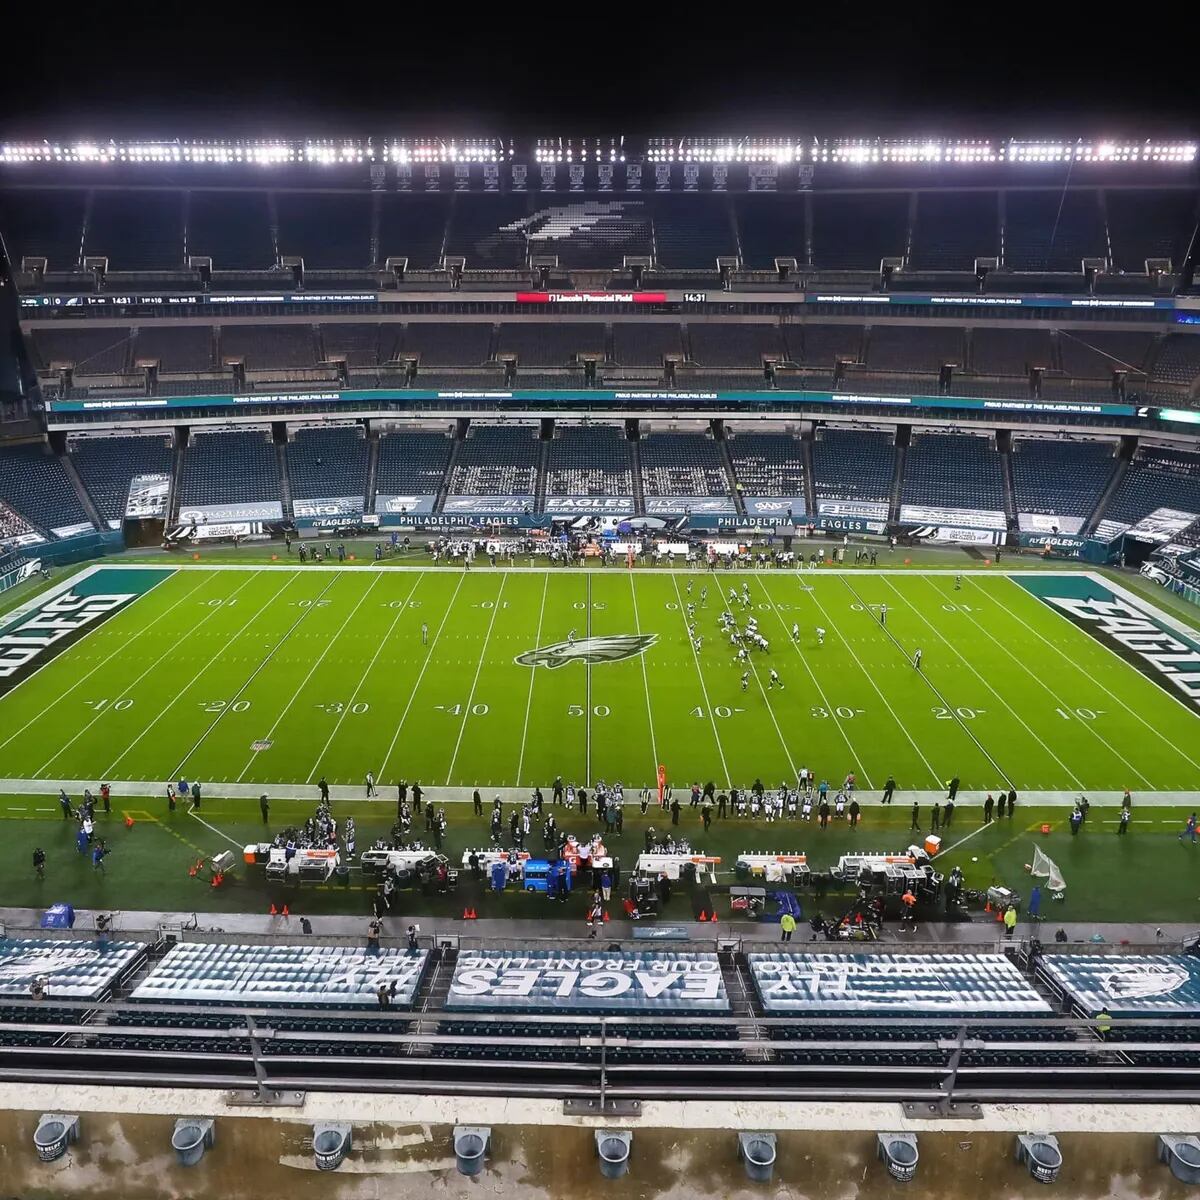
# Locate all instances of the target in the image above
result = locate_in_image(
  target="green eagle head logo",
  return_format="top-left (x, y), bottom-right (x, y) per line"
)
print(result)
top-left (515, 633), bottom-right (658, 669)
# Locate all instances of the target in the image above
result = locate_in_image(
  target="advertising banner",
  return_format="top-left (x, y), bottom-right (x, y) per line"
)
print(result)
top-left (645, 496), bottom-right (736, 516)
top-left (1125, 507), bottom-right (1199, 545)
top-left (0, 937), bottom-right (145, 1000)
top-left (902, 526), bottom-right (1003, 546)
top-left (446, 950), bottom-right (729, 1013)
top-left (744, 497), bottom-right (806, 519)
top-left (133, 942), bottom-right (429, 1008)
top-left (1040, 954), bottom-right (1200, 1018)
top-left (899, 505), bottom-right (1007, 532)
top-left (749, 953), bottom-right (1051, 1015)
top-left (375, 495), bottom-right (437, 516)
top-left (1018, 512), bottom-right (1085, 536)
top-left (442, 496), bottom-right (534, 515)
top-left (293, 496), bottom-right (365, 519)
top-left (1015, 574), bottom-right (1200, 714)
top-left (124, 473), bottom-right (171, 520)
top-left (0, 567), bottom-right (172, 695)
top-left (816, 500), bottom-right (890, 521)
top-left (177, 501), bottom-right (283, 524)
top-left (544, 496), bottom-right (636, 515)
top-left (1018, 532), bottom-right (1088, 557)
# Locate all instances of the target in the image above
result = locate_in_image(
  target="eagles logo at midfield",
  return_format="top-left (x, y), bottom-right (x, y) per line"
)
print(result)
top-left (515, 634), bottom-right (657, 669)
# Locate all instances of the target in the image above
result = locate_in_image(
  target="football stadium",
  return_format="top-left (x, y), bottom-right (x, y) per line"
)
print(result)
top-left (0, 116), bottom-right (1199, 1199)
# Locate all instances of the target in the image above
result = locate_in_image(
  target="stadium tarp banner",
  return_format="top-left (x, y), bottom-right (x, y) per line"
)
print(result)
top-left (543, 496), bottom-right (636, 515)
top-left (177, 501), bottom-right (284, 524)
top-left (1018, 532), bottom-right (1088, 557)
top-left (442, 496), bottom-right (534, 516)
top-left (0, 566), bottom-right (171, 696)
top-left (1125, 506), bottom-right (1199, 544)
top-left (124, 473), bottom-right (171, 519)
top-left (375, 495), bottom-right (437, 517)
top-left (815, 515), bottom-right (888, 535)
top-left (446, 950), bottom-right (730, 1013)
top-left (0, 938), bottom-right (145, 1000)
top-left (0, 557), bottom-right (41, 597)
top-left (132, 942), bottom-right (429, 1008)
top-left (744, 497), bottom-right (806, 519)
top-left (645, 497), bottom-right (737, 516)
top-left (1039, 954), bottom-right (1200, 1018)
top-left (901, 525), bottom-right (1003, 546)
top-left (1018, 512), bottom-right (1085, 536)
top-left (748, 953), bottom-right (1051, 1015)
top-left (899, 504), bottom-right (1007, 531)
top-left (293, 497), bottom-right (365, 519)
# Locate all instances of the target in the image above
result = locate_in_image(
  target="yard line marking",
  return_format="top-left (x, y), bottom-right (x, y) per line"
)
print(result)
top-left (0, 572), bottom-right (205, 756)
top-left (169, 573), bottom-right (342, 780)
top-left (924, 576), bottom-right (1154, 789)
top-left (809, 576), bottom-right (942, 788)
top-left (377, 573), bottom-right (466, 781)
top-left (445, 575), bottom-right (508, 785)
top-left (670, 574), bottom-right (731, 788)
top-left (878, 576), bottom-right (1082, 790)
top-left (977, 575), bottom-right (1200, 777)
top-left (231, 573), bottom-right (384, 782)
top-left (753, 576), bottom-right (872, 789)
top-left (303, 574), bottom-right (423, 784)
top-left (187, 809), bottom-right (243, 849)
top-left (32, 573), bottom-right (262, 779)
top-left (585, 572), bottom-right (593, 787)
top-left (513, 574), bottom-right (550, 786)
top-left (629, 573), bottom-right (660, 775)
top-left (744, 648), bottom-right (798, 779)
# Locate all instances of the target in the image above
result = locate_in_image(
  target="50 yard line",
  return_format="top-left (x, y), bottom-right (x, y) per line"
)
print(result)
top-left (445, 574), bottom-right (508, 784)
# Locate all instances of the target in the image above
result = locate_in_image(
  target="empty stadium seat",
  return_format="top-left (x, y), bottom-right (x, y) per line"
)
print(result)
top-left (901, 432), bottom-right (1004, 512)
top-left (1011, 438), bottom-right (1117, 523)
top-left (639, 433), bottom-right (727, 496)
top-left (178, 429), bottom-right (281, 508)
top-left (69, 434), bottom-right (174, 525)
top-left (448, 425), bottom-right (539, 496)
top-left (546, 425), bottom-right (633, 496)
top-left (810, 429), bottom-right (895, 504)
top-left (727, 432), bottom-right (806, 497)
top-left (1104, 446), bottom-right (1200, 526)
top-left (0, 443), bottom-right (95, 534)
top-left (286, 426), bottom-right (368, 505)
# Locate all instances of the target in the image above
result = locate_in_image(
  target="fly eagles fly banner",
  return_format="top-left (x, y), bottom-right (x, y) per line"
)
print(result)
top-left (446, 950), bottom-right (730, 1012)
top-left (0, 567), bottom-right (172, 696)
top-left (1016, 575), bottom-right (1200, 715)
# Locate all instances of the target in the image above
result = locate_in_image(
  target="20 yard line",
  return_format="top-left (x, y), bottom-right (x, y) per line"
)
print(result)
top-left (229, 573), bottom-right (382, 782)
top-left (513, 574), bottom-right (550, 786)
top-left (169, 573), bottom-right (343, 781)
top-left (670, 574), bottom-right (731, 787)
top-left (629, 573), bottom-right (660, 774)
top-left (376, 573), bottom-right (466, 782)
top-left (445, 574), bottom-right (508, 784)
top-left (0, 573), bottom-right (209, 758)
top-left (304, 574), bottom-right (424, 784)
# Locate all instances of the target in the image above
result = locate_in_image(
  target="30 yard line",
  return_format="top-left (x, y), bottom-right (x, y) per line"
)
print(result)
top-left (629, 573), bottom-right (660, 774)
top-left (670, 574), bottom-right (731, 787)
top-left (376, 573), bottom-right (466, 782)
top-left (445, 574), bottom-right (508, 784)
top-left (36, 572), bottom-right (264, 779)
top-left (302, 574), bottom-right (424, 784)
top-left (169, 573), bottom-right (343, 781)
top-left (878, 576), bottom-right (1081, 789)
top-left (0, 572), bottom-right (208, 758)
top-left (978, 575), bottom-right (1200, 780)
top-left (919, 575), bottom-right (1154, 789)
top-left (228, 573), bottom-right (381, 782)
top-left (513, 574), bottom-right (550, 786)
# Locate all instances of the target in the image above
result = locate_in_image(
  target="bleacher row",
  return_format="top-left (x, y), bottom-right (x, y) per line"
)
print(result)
top-left (3, 186), bottom-right (1196, 274)
top-left (4, 422), bottom-right (1200, 541)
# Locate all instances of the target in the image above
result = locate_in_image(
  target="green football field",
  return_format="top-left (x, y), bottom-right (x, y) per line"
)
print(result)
top-left (2, 562), bottom-right (1199, 797)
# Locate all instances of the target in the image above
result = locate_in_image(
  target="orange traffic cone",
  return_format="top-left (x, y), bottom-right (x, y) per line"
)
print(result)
top-left (211, 873), bottom-right (223, 888)
top-left (269, 903), bottom-right (278, 915)
top-left (124, 814), bottom-right (134, 829)
top-left (603, 911), bottom-right (609, 923)
top-left (698, 910), bottom-right (708, 922)
top-left (984, 900), bottom-right (992, 914)
top-left (994, 907), bottom-right (1004, 922)
top-left (709, 913), bottom-right (717, 923)
top-left (282, 904), bottom-right (290, 918)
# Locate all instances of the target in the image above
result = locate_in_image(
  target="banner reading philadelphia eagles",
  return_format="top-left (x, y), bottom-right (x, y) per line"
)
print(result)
top-left (1040, 954), bottom-right (1200, 1017)
top-left (0, 938), bottom-right (146, 1000)
top-left (133, 942), bottom-right (429, 1007)
top-left (749, 953), bottom-right (1050, 1015)
top-left (0, 567), bottom-right (173, 696)
top-left (446, 950), bottom-right (729, 1012)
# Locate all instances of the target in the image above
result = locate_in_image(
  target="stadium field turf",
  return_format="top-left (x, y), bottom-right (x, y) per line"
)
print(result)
top-left (1, 563), bottom-right (1198, 796)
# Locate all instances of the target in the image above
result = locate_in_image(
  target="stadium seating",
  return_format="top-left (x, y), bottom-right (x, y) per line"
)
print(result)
top-left (406, 323), bottom-right (492, 366)
top-left (612, 324), bottom-right (683, 367)
top-left (186, 191), bottom-right (275, 270)
top-left (133, 325), bottom-right (217, 373)
top-left (639, 432), bottom-right (727, 496)
top-left (218, 325), bottom-right (316, 370)
top-left (1004, 190), bottom-right (1106, 272)
top-left (30, 328), bottom-right (133, 375)
top-left (545, 424), bottom-right (633, 496)
top-left (69, 434), bottom-right (174, 525)
top-left (798, 324), bottom-right (865, 368)
top-left (867, 325), bottom-right (963, 371)
top-left (448, 425), bottom-right (539, 496)
top-left (651, 196), bottom-right (737, 269)
top-left (0, 443), bottom-right (94, 534)
top-left (445, 194), bottom-right (533, 269)
top-left (1105, 189), bottom-right (1199, 273)
top-left (0, 502), bottom-right (38, 548)
top-left (901, 432), bottom-right (1004, 511)
top-left (909, 192), bottom-right (999, 271)
top-left (0, 188), bottom-right (87, 269)
top-left (496, 323), bottom-right (604, 366)
top-left (1058, 332), bottom-right (1154, 379)
top-left (84, 191), bottom-right (185, 271)
top-left (1010, 437), bottom-right (1117, 522)
top-left (511, 198), bottom-right (653, 270)
top-left (735, 194), bottom-right (806, 270)
top-left (810, 428), bottom-right (895, 504)
top-left (177, 429), bottom-right (281, 507)
top-left (376, 195), bottom-right (452, 269)
top-left (319, 323), bottom-right (386, 367)
top-left (812, 192), bottom-right (908, 270)
top-left (1150, 336), bottom-right (1200, 390)
top-left (275, 193), bottom-right (371, 269)
top-left (374, 427), bottom-right (454, 498)
top-left (286, 425), bottom-right (368, 504)
top-left (1103, 446), bottom-right (1200, 526)
top-left (970, 328), bottom-right (1053, 375)
top-left (726, 431), bottom-right (806, 496)
top-left (689, 324), bottom-right (785, 367)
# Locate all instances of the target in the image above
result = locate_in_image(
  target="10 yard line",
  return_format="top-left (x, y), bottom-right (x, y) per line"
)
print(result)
top-left (376, 573), bottom-right (466, 782)
top-left (445, 574), bottom-right (508, 784)
top-left (513, 574), bottom-right (550, 787)
top-left (670, 574), bottom-right (731, 787)
top-left (304, 574), bottom-right (424, 784)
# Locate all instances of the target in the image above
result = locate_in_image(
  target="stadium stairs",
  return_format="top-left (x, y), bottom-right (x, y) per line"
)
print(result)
top-left (433, 421), bottom-right (466, 514)
top-left (534, 428), bottom-right (550, 513)
top-left (998, 430), bottom-right (1019, 534)
top-left (166, 429), bottom-right (187, 524)
top-left (887, 427), bottom-right (909, 525)
top-left (1082, 435), bottom-right (1137, 536)
top-left (274, 425), bottom-right (294, 523)
top-left (628, 427), bottom-right (646, 515)
top-left (55, 445), bottom-right (103, 532)
top-left (800, 431), bottom-right (817, 518)
top-left (364, 427), bottom-right (381, 514)
top-left (713, 421), bottom-right (747, 517)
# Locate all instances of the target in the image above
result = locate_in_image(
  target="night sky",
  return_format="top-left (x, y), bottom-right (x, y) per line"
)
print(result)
top-left (0, 5), bottom-right (1192, 138)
